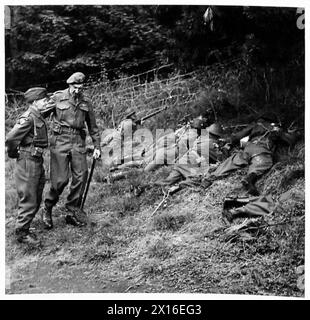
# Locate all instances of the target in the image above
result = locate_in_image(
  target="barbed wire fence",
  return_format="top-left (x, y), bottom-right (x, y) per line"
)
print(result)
top-left (87, 65), bottom-right (201, 128)
top-left (84, 57), bottom-right (246, 129)
top-left (5, 56), bottom-right (258, 131)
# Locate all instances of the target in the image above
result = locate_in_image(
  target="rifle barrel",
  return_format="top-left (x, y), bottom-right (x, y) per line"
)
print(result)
top-left (223, 124), bottom-right (248, 130)
top-left (140, 106), bottom-right (167, 122)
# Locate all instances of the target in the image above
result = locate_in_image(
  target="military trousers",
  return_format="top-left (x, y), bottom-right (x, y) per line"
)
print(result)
top-left (161, 147), bottom-right (219, 185)
top-left (44, 133), bottom-right (88, 211)
top-left (213, 143), bottom-right (273, 177)
top-left (15, 152), bottom-right (45, 234)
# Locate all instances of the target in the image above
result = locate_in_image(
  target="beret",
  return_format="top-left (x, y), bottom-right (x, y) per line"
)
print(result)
top-left (24, 87), bottom-right (48, 103)
top-left (66, 72), bottom-right (86, 84)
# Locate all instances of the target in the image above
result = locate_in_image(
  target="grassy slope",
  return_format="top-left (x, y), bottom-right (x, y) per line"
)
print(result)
top-left (5, 66), bottom-right (305, 296)
top-left (5, 143), bottom-right (305, 295)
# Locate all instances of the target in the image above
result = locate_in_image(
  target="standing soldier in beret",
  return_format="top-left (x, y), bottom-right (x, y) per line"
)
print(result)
top-left (41, 72), bottom-right (101, 229)
top-left (6, 87), bottom-right (51, 245)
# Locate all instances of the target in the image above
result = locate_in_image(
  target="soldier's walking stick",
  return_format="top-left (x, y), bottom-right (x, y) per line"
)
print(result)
top-left (80, 157), bottom-right (97, 212)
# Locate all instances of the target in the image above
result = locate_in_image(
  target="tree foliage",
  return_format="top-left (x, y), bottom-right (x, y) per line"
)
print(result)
top-left (5, 5), bottom-right (304, 91)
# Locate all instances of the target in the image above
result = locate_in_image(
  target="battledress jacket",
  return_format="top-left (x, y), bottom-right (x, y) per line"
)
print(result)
top-left (44, 88), bottom-right (101, 149)
top-left (228, 121), bottom-right (294, 156)
top-left (6, 106), bottom-right (48, 158)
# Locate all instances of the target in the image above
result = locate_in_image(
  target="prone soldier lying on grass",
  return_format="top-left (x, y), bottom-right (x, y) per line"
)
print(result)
top-left (203, 114), bottom-right (301, 195)
top-left (103, 115), bottom-right (212, 175)
top-left (154, 120), bottom-right (229, 186)
top-left (101, 106), bottom-right (168, 169)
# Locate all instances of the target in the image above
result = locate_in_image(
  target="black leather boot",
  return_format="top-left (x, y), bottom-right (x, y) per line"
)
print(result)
top-left (65, 214), bottom-right (86, 227)
top-left (201, 174), bottom-right (217, 189)
top-left (41, 206), bottom-right (53, 230)
top-left (16, 230), bottom-right (40, 245)
top-left (64, 206), bottom-right (86, 227)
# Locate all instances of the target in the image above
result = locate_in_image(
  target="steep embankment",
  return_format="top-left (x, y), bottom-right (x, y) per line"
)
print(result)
top-left (5, 62), bottom-right (305, 295)
top-left (5, 139), bottom-right (304, 295)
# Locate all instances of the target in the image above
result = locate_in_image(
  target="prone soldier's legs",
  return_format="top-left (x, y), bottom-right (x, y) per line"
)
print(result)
top-left (144, 147), bottom-right (177, 172)
top-left (248, 153), bottom-right (273, 176)
top-left (201, 151), bottom-right (250, 189)
top-left (144, 148), bottom-right (165, 172)
top-left (155, 168), bottom-right (183, 186)
top-left (241, 154), bottom-right (273, 196)
top-left (144, 160), bottom-right (162, 172)
top-left (212, 151), bottom-right (249, 177)
top-left (174, 164), bottom-right (202, 180)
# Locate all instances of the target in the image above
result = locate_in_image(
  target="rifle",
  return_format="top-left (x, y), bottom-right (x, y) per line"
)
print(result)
top-left (135, 105), bottom-right (168, 125)
top-left (222, 124), bottom-right (248, 130)
top-left (80, 157), bottom-right (96, 212)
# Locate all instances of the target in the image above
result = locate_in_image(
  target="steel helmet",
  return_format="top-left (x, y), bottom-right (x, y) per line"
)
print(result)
top-left (207, 123), bottom-right (224, 137)
top-left (191, 117), bottom-right (208, 130)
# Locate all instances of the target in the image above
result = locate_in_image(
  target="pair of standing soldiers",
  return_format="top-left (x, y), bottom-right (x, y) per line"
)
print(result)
top-left (6, 72), bottom-right (101, 245)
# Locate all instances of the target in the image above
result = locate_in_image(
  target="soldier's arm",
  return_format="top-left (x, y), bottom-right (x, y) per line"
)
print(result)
top-left (273, 129), bottom-right (301, 147)
top-left (41, 94), bottom-right (57, 117)
top-left (85, 100), bottom-right (101, 150)
top-left (229, 123), bottom-right (256, 145)
top-left (5, 116), bottom-right (33, 158)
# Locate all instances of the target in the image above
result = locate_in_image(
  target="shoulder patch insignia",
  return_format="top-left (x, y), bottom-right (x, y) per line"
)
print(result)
top-left (54, 90), bottom-right (64, 94)
top-left (19, 117), bottom-right (30, 125)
